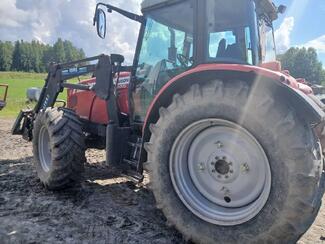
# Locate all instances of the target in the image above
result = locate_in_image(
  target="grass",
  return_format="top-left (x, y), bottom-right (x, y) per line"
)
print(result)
top-left (0, 72), bottom-right (67, 118)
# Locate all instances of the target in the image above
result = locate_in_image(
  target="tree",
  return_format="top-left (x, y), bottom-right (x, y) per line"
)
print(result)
top-left (278, 47), bottom-right (325, 85)
top-left (63, 40), bottom-right (86, 62)
top-left (53, 38), bottom-right (66, 63)
top-left (321, 68), bottom-right (325, 84)
top-left (0, 41), bottom-right (14, 71)
top-left (30, 40), bottom-right (43, 73)
top-left (12, 40), bottom-right (22, 71)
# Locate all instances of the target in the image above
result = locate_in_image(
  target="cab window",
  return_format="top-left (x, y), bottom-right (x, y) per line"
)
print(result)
top-left (208, 27), bottom-right (253, 64)
top-left (205, 0), bottom-right (257, 64)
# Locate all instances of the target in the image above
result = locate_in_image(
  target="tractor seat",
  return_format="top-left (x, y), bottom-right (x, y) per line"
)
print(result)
top-left (216, 38), bottom-right (227, 57)
top-left (0, 101), bottom-right (6, 110)
top-left (225, 44), bottom-right (243, 60)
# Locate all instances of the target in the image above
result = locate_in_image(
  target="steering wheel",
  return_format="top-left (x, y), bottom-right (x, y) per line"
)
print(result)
top-left (177, 54), bottom-right (192, 67)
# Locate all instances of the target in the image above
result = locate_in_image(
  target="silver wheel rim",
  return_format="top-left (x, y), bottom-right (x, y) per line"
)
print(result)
top-left (38, 126), bottom-right (52, 172)
top-left (169, 119), bottom-right (271, 226)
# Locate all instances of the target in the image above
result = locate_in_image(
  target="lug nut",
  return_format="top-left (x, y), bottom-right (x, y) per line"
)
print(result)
top-left (221, 187), bottom-right (230, 194)
top-left (198, 163), bottom-right (205, 171)
top-left (215, 141), bottom-right (223, 148)
top-left (241, 163), bottom-right (250, 173)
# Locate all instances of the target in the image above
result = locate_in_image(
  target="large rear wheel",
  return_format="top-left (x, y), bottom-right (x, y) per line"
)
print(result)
top-left (146, 80), bottom-right (324, 243)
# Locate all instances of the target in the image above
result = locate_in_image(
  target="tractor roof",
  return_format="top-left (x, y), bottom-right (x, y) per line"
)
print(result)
top-left (141, 0), bottom-right (183, 12)
top-left (141, 0), bottom-right (278, 20)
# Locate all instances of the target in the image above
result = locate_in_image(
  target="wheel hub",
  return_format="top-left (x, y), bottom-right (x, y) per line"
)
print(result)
top-left (38, 126), bottom-right (52, 173)
top-left (170, 119), bottom-right (271, 226)
top-left (214, 158), bottom-right (230, 175)
top-left (207, 153), bottom-right (237, 184)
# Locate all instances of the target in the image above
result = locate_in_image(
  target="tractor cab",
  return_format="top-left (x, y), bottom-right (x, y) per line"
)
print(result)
top-left (94, 0), bottom-right (285, 123)
top-left (137, 0), bottom-right (283, 120)
top-left (94, 0), bottom-right (285, 120)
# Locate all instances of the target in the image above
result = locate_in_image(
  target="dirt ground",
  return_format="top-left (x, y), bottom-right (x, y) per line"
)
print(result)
top-left (0, 118), bottom-right (324, 244)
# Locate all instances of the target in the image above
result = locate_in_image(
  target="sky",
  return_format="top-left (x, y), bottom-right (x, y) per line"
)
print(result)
top-left (0, 0), bottom-right (324, 66)
top-left (273, 0), bottom-right (325, 66)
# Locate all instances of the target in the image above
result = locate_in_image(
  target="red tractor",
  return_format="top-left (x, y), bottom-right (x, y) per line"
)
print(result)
top-left (0, 84), bottom-right (8, 110)
top-left (12, 0), bottom-right (325, 243)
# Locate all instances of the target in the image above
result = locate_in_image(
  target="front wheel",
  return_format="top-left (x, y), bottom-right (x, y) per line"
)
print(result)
top-left (33, 108), bottom-right (86, 190)
top-left (146, 80), bottom-right (324, 243)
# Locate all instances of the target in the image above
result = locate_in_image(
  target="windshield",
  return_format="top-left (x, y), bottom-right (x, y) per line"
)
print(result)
top-left (205, 0), bottom-right (258, 65)
top-left (137, 18), bottom-right (193, 71)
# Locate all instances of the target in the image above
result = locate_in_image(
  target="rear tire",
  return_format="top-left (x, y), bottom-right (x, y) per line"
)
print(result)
top-left (146, 80), bottom-right (324, 243)
top-left (33, 108), bottom-right (86, 190)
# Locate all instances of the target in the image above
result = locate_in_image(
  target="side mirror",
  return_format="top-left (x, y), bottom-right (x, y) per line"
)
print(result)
top-left (96, 8), bottom-right (107, 39)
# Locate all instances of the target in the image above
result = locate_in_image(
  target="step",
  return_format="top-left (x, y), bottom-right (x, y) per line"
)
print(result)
top-left (122, 169), bottom-right (144, 183)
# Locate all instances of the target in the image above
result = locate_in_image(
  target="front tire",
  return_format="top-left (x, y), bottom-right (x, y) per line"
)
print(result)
top-left (146, 80), bottom-right (324, 243)
top-left (33, 108), bottom-right (86, 190)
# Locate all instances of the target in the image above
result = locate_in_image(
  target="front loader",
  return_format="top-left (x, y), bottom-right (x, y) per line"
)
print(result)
top-left (12, 0), bottom-right (325, 243)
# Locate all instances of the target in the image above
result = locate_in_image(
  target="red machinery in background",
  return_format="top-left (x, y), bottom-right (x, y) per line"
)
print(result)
top-left (0, 84), bottom-right (8, 111)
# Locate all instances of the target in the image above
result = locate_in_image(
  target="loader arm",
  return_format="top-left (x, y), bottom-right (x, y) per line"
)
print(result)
top-left (11, 54), bottom-right (118, 140)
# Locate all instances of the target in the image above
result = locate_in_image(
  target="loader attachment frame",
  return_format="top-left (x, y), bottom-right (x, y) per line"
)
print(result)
top-left (0, 84), bottom-right (8, 111)
top-left (11, 54), bottom-right (120, 140)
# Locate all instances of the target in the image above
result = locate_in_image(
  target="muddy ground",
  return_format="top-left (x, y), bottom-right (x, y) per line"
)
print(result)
top-left (0, 118), bottom-right (324, 244)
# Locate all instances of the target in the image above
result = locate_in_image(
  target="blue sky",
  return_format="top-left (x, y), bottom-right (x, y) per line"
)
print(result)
top-left (0, 0), bottom-right (324, 66)
top-left (273, 0), bottom-right (325, 66)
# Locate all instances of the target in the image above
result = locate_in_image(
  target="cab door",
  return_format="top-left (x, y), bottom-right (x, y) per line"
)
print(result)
top-left (131, 1), bottom-right (195, 122)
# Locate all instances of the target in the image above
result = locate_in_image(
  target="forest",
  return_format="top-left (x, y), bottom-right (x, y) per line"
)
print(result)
top-left (0, 38), bottom-right (85, 73)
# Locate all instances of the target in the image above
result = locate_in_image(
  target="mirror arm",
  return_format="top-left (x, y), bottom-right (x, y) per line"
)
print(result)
top-left (94, 2), bottom-right (145, 25)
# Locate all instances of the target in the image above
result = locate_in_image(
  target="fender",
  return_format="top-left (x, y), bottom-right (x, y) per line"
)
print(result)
top-left (143, 64), bottom-right (325, 143)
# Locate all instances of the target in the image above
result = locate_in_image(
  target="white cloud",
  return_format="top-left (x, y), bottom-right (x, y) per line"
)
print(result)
top-left (274, 17), bottom-right (295, 54)
top-left (0, 0), bottom-right (29, 28)
top-left (0, 0), bottom-right (141, 63)
top-left (302, 35), bottom-right (325, 54)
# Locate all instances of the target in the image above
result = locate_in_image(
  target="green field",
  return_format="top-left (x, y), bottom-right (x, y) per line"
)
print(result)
top-left (0, 72), bottom-right (66, 118)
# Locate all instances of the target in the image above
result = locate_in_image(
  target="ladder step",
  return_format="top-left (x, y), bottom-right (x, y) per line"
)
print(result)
top-left (128, 142), bottom-right (142, 148)
top-left (122, 170), bottom-right (144, 183)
